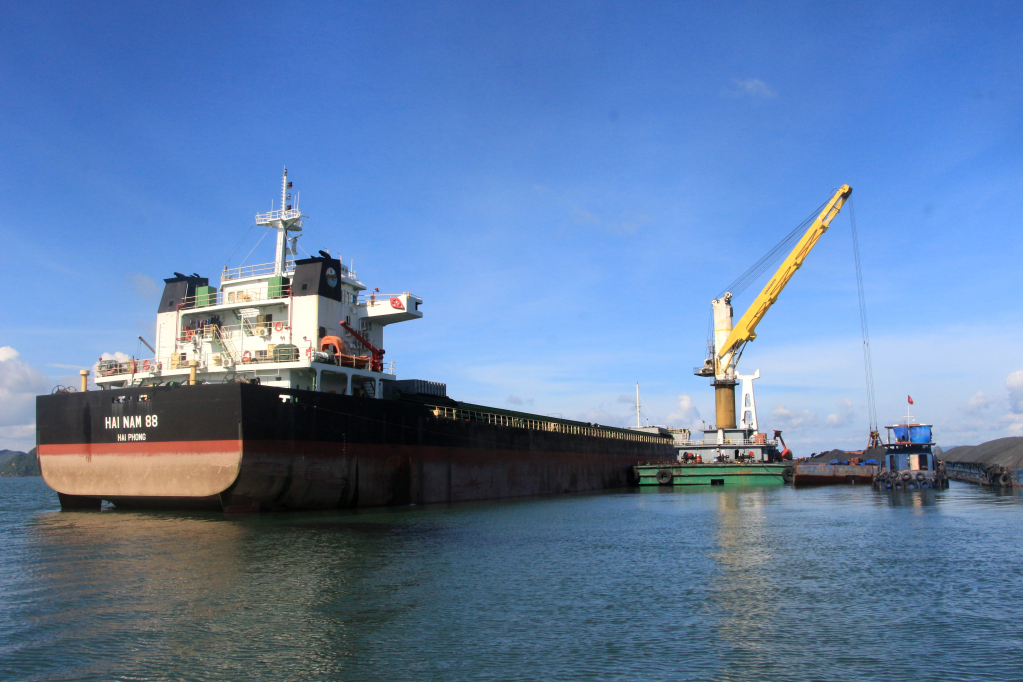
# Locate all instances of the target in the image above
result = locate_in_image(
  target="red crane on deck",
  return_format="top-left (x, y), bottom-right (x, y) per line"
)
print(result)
top-left (339, 319), bottom-right (385, 372)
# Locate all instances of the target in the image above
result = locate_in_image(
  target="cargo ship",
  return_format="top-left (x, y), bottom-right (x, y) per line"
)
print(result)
top-left (36, 171), bottom-right (675, 511)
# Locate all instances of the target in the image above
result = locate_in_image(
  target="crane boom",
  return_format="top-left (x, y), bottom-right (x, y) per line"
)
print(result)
top-left (717, 184), bottom-right (852, 366)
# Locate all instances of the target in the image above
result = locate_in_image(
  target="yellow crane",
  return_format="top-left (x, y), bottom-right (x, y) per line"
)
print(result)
top-left (695, 184), bottom-right (853, 429)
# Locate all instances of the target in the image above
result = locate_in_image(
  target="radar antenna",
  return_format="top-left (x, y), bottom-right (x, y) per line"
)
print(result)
top-left (255, 167), bottom-right (305, 275)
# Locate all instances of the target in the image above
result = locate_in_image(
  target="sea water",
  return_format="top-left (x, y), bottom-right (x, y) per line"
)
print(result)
top-left (2, 477), bottom-right (1021, 681)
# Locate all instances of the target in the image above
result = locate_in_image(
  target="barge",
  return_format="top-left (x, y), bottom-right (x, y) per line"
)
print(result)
top-left (792, 449), bottom-right (881, 487)
top-left (940, 438), bottom-right (1021, 488)
top-left (37, 171), bottom-right (675, 511)
top-left (634, 461), bottom-right (790, 486)
top-left (634, 423), bottom-right (793, 486)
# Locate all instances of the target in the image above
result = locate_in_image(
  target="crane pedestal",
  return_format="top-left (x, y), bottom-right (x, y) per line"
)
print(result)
top-left (714, 379), bottom-right (737, 430)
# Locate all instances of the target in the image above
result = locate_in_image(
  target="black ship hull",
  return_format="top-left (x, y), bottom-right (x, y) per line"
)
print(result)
top-left (37, 384), bottom-right (675, 511)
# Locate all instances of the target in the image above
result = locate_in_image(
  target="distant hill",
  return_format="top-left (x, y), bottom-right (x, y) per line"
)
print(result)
top-left (0, 449), bottom-right (26, 465)
top-left (0, 448), bottom-right (40, 477)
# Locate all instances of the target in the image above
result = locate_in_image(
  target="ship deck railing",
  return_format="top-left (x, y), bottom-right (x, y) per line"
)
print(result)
top-left (180, 285), bottom-right (292, 310)
top-left (675, 438), bottom-right (779, 447)
top-left (358, 294), bottom-right (409, 308)
top-left (426, 404), bottom-right (670, 444)
top-left (220, 261), bottom-right (297, 281)
top-left (178, 321), bottom-right (286, 341)
top-left (95, 351), bottom-right (304, 377)
top-left (95, 352), bottom-right (397, 379)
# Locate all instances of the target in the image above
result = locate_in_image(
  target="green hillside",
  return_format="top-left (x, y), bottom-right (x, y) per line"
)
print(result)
top-left (0, 449), bottom-right (40, 477)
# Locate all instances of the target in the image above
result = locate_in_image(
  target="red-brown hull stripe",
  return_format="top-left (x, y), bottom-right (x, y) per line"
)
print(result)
top-left (38, 440), bottom-right (243, 456)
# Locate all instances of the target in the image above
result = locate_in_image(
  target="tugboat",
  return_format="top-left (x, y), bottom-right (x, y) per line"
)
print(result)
top-left (871, 411), bottom-right (948, 491)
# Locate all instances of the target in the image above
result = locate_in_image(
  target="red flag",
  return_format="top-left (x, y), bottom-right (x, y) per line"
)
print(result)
top-left (908, 395), bottom-right (914, 405)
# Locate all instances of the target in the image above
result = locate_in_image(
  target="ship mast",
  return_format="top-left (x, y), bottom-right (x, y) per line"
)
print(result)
top-left (635, 383), bottom-right (641, 428)
top-left (255, 167), bottom-right (304, 275)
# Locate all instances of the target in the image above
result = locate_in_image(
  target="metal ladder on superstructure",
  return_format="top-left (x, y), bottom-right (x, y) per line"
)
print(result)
top-left (211, 325), bottom-right (240, 366)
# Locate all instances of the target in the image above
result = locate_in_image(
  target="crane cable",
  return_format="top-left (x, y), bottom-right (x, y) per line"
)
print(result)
top-left (850, 201), bottom-right (879, 436)
top-left (716, 197), bottom-right (830, 300)
top-left (707, 195), bottom-right (831, 346)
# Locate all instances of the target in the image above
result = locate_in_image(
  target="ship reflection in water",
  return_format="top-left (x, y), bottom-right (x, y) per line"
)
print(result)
top-left (4, 478), bottom-right (1023, 681)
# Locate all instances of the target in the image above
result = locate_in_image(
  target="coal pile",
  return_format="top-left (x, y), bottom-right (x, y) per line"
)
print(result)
top-left (940, 437), bottom-right (1023, 470)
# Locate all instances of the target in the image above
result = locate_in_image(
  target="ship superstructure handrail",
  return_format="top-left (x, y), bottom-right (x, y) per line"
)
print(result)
top-left (180, 285), bottom-right (292, 310)
top-left (220, 260), bottom-right (360, 283)
top-left (221, 261), bottom-right (297, 281)
top-left (359, 294), bottom-right (410, 307)
top-left (180, 321), bottom-right (285, 341)
top-left (426, 404), bottom-right (670, 444)
top-left (95, 351), bottom-right (397, 378)
top-left (676, 438), bottom-right (778, 447)
top-left (254, 207), bottom-right (303, 223)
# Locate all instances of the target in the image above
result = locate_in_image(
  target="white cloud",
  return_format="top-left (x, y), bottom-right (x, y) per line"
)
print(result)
top-left (999, 413), bottom-right (1023, 435)
top-left (96, 351), bottom-right (131, 367)
top-left (966, 391), bottom-right (990, 414)
top-left (728, 78), bottom-right (778, 98)
top-left (0, 347), bottom-right (51, 450)
top-left (826, 398), bottom-right (856, 427)
top-left (0, 424), bottom-right (37, 446)
top-left (617, 394), bottom-right (635, 404)
top-left (666, 394), bottom-right (701, 428)
top-left (771, 404), bottom-right (819, 430)
top-left (1007, 371), bottom-right (1023, 413)
top-left (507, 395), bottom-right (523, 405)
top-left (90, 352), bottom-right (132, 388)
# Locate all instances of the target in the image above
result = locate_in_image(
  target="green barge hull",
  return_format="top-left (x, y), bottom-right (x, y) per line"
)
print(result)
top-left (634, 462), bottom-right (792, 486)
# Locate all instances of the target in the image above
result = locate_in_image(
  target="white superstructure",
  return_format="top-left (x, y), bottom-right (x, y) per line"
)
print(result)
top-left (95, 170), bottom-right (423, 397)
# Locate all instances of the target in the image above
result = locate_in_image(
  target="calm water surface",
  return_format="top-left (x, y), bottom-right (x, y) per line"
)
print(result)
top-left (2, 478), bottom-right (1022, 681)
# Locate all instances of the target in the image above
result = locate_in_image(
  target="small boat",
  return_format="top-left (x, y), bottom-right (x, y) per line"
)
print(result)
top-left (871, 421), bottom-right (948, 491)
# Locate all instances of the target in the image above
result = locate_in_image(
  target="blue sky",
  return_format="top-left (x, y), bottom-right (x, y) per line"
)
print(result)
top-left (1, 1), bottom-right (1020, 453)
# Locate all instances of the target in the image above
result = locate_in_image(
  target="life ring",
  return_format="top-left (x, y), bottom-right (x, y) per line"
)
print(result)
top-left (655, 469), bottom-right (673, 485)
top-left (142, 360), bottom-right (151, 371)
top-left (274, 322), bottom-right (284, 332)
top-left (242, 351), bottom-right (251, 363)
top-left (186, 330), bottom-right (194, 340)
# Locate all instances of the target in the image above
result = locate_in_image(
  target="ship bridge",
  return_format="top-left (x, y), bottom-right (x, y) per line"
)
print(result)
top-left (95, 170), bottom-right (423, 398)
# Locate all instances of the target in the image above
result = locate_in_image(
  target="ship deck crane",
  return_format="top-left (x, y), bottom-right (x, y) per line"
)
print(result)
top-left (340, 319), bottom-right (386, 372)
top-left (696, 185), bottom-right (853, 429)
